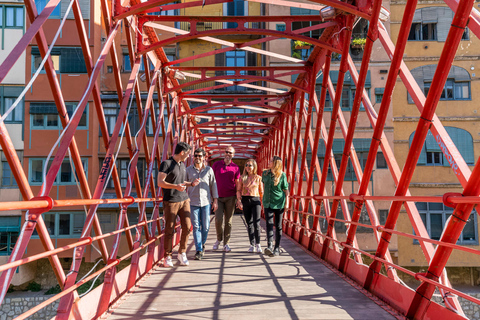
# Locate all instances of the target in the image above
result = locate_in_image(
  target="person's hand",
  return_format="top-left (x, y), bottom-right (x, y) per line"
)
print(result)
top-left (236, 199), bottom-right (243, 210)
top-left (176, 183), bottom-right (186, 192)
top-left (212, 199), bottom-right (218, 212)
top-left (192, 178), bottom-right (201, 186)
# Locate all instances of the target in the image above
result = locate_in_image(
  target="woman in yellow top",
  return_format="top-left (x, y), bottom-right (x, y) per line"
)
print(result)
top-left (237, 159), bottom-right (264, 253)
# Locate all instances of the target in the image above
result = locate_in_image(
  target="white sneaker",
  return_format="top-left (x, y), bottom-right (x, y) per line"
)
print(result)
top-left (163, 256), bottom-right (173, 268)
top-left (224, 244), bottom-right (231, 252)
top-left (247, 245), bottom-right (254, 253)
top-left (213, 240), bottom-right (221, 250)
top-left (177, 252), bottom-right (189, 266)
top-left (255, 244), bottom-right (262, 253)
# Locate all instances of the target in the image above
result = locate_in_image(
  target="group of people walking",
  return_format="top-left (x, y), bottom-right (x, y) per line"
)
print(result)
top-left (157, 142), bottom-right (289, 267)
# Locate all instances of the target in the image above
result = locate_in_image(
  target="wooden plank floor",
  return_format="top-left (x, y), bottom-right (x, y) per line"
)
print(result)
top-left (106, 214), bottom-right (399, 320)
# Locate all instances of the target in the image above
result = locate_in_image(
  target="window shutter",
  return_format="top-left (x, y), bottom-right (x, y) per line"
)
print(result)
top-left (445, 127), bottom-right (474, 165)
top-left (409, 67), bottom-right (425, 104)
top-left (61, 0), bottom-right (89, 19)
top-left (410, 132), bottom-right (426, 165)
top-left (60, 48), bottom-right (87, 73)
top-left (421, 7), bottom-right (439, 23)
top-left (437, 7), bottom-right (453, 41)
top-left (215, 51), bottom-right (225, 76)
top-left (413, 9), bottom-right (422, 23)
top-left (425, 131), bottom-right (441, 152)
top-left (422, 65), bottom-right (436, 82)
top-left (450, 65), bottom-right (470, 82)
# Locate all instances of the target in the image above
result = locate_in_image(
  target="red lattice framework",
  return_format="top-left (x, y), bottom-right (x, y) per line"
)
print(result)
top-left (0, 0), bottom-right (479, 319)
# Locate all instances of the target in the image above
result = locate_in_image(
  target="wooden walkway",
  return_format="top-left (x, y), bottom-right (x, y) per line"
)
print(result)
top-left (106, 215), bottom-right (400, 320)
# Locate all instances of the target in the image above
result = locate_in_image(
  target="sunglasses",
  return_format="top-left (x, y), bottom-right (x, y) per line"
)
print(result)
top-left (245, 164), bottom-right (252, 167)
top-left (225, 151), bottom-right (234, 155)
top-left (194, 154), bottom-right (203, 158)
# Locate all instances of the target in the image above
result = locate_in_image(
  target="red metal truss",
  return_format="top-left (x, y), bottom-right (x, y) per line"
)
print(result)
top-left (1, 0), bottom-right (480, 319)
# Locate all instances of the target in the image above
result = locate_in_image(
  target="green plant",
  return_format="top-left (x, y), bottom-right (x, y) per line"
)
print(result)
top-left (292, 51), bottom-right (302, 59)
top-left (26, 281), bottom-right (41, 292)
top-left (45, 285), bottom-right (61, 295)
top-left (293, 40), bottom-right (312, 48)
top-left (351, 37), bottom-right (366, 48)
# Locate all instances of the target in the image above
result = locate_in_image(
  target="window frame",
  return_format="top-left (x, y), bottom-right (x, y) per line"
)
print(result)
top-left (30, 103), bottom-right (88, 130)
top-left (408, 22), bottom-right (437, 41)
top-left (0, 216), bottom-right (20, 256)
top-left (415, 202), bottom-right (478, 245)
top-left (29, 157), bottom-right (88, 185)
top-left (32, 212), bottom-right (85, 238)
top-left (4, 5), bottom-right (24, 29)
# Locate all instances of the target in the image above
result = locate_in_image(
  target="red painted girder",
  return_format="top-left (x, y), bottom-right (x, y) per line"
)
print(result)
top-left (327, 77), bottom-right (399, 279)
top-left (168, 73), bottom-right (308, 94)
top-left (204, 138), bottom-right (262, 145)
top-left (173, 77), bottom-right (305, 96)
top-left (181, 94), bottom-right (290, 99)
top-left (145, 14), bottom-right (335, 22)
top-left (142, 0), bottom-right (232, 13)
top-left (306, 53), bottom-right (331, 251)
top-left (196, 131), bottom-right (270, 140)
top-left (56, 54), bottom-right (140, 319)
top-left (138, 19), bottom-right (341, 55)
top-left (318, 15), bottom-right (354, 259)
top-left (0, 0), bottom-right (61, 82)
top-left (370, 1), bottom-right (475, 317)
top-left (296, 0), bottom-right (370, 20)
top-left (444, 0), bottom-right (480, 36)
top-left (192, 117), bottom-right (277, 128)
top-left (378, 23), bottom-right (471, 187)
top-left (114, 0), bottom-right (174, 20)
top-left (192, 112), bottom-right (279, 118)
top-left (174, 66), bottom-right (308, 72)
top-left (183, 102), bottom-right (286, 116)
top-left (164, 22), bottom-right (337, 67)
top-left (337, 0), bottom-right (418, 280)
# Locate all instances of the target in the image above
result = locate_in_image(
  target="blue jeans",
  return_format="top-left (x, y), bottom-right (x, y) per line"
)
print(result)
top-left (190, 204), bottom-right (211, 252)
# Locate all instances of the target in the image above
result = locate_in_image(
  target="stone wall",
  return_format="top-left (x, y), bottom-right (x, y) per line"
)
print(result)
top-left (0, 293), bottom-right (58, 320)
top-left (432, 293), bottom-right (480, 319)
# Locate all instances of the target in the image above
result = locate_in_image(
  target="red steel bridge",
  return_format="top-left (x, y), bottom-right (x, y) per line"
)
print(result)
top-left (0, 0), bottom-right (479, 319)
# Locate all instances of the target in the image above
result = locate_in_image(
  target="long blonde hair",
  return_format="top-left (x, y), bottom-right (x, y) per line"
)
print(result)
top-left (270, 156), bottom-right (283, 186)
top-left (242, 159), bottom-right (258, 182)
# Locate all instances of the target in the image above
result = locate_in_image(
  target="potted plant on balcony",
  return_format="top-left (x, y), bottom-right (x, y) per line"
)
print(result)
top-left (351, 37), bottom-right (366, 49)
top-left (294, 40), bottom-right (312, 50)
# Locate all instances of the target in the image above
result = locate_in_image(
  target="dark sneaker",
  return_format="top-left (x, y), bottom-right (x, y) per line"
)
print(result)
top-left (194, 251), bottom-right (203, 260)
top-left (264, 246), bottom-right (274, 257)
top-left (273, 247), bottom-right (280, 256)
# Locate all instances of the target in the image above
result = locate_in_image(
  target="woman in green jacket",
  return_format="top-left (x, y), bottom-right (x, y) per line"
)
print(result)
top-left (262, 156), bottom-right (289, 257)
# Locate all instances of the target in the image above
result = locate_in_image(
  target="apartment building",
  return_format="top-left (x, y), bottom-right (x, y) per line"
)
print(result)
top-left (0, 0), bottom-right (26, 285)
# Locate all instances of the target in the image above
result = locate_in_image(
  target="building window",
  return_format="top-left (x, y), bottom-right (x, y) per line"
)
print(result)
top-left (29, 158), bottom-right (87, 185)
top-left (315, 70), bottom-right (371, 111)
top-left (409, 22), bottom-right (437, 41)
top-left (423, 79), bottom-right (470, 100)
top-left (102, 158), bottom-right (150, 189)
top-left (409, 7), bottom-right (469, 42)
top-left (225, 0), bottom-right (245, 28)
top-left (215, 50), bottom-right (257, 92)
top-left (4, 6), bottom-right (24, 28)
top-left (35, 0), bottom-right (61, 18)
top-left (146, 107), bottom-right (168, 136)
top-left (379, 209), bottom-right (389, 225)
top-left (416, 202), bottom-right (477, 244)
top-left (375, 88), bottom-right (384, 104)
top-left (313, 138), bottom-right (373, 182)
top-left (410, 65), bottom-right (471, 103)
top-left (123, 55), bottom-right (153, 73)
top-left (30, 103), bottom-right (88, 129)
top-left (409, 127), bottom-right (474, 166)
top-left (0, 216), bottom-right (20, 255)
top-left (32, 47), bottom-right (87, 74)
top-left (0, 94), bottom-right (24, 124)
top-left (32, 212), bottom-right (84, 238)
top-left (2, 161), bottom-right (17, 187)
top-left (102, 101), bottom-right (157, 136)
top-left (376, 152), bottom-right (387, 169)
